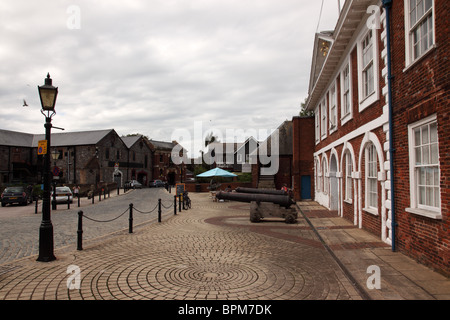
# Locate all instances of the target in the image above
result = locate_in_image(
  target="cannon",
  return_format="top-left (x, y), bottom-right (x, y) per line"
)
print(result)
top-left (235, 187), bottom-right (287, 196)
top-left (215, 191), bottom-right (297, 224)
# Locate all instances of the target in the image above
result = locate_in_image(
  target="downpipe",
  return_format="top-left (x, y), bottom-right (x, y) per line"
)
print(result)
top-left (383, 0), bottom-right (396, 251)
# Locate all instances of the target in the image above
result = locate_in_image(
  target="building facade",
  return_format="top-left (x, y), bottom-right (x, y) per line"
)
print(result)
top-left (306, 0), bottom-right (393, 244)
top-left (304, 0), bottom-right (448, 275)
top-left (389, 0), bottom-right (449, 275)
top-left (147, 140), bottom-right (187, 185)
top-left (0, 129), bottom-right (185, 189)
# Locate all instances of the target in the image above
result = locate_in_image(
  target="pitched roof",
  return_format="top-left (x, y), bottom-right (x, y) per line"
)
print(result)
top-left (0, 129), bottom-right (34, 147)
top-left (121, 135), bottom-right (142, 148)
top-left (31, 129), bottom-right (115, 147)
top-left (0, 128), bottom-right (115, 148)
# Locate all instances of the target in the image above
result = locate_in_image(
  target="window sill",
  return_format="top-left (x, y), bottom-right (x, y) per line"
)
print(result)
top-left (344, 199), bottom-right (353, 205)
top-left (405, 207), bottom-right (442, 220)
top-left (403, 44), bottom-right (437, 73)
top-left (363, 207), bottom-right (378, 216)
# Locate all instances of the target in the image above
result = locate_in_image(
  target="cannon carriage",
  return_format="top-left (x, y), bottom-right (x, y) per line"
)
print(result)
top-left (215, 188), bottom-right (297, 224)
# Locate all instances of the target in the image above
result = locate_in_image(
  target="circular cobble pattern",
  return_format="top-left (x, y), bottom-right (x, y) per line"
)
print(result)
top-left (0, 193), bottom-right (359, 300)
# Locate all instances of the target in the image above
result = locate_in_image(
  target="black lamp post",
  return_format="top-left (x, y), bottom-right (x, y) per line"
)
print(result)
top-left (37, 73), bottom-right (58, 262)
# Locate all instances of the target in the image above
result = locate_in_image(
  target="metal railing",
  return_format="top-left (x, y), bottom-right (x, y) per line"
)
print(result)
top-left (76, 194), bottom-right (190, 250)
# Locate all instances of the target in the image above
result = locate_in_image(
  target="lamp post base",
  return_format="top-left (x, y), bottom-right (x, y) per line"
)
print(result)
top-left (36, 221), bottom-right (56, 262)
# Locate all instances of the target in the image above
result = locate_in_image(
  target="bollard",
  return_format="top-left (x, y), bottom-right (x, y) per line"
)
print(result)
top-left (92, 193), bottom-right (94, 204)
top-left (117, 186), bottom-right (120, 195)
top-left (179, 195), bottom-right (182, 213)
top-left (68, 195), bottom-right (71, 209)
top-left (77, 211), bottom-right (83, 250)
top-left (174, 195), bottom-right (177, 215)
top-left (35, 198), bottom-right (38, 214)
top-left (78, 195), bottom-right (80, 207)
top-left (129, 203), bottom-right (133, 233)
top-left (99, 191), bottom-right (101, 202)
top-left (158, 199), bottom-right (162, 223)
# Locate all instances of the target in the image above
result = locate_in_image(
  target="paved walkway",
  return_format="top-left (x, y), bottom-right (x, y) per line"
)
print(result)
top-left (0, 193), bottom-right (448, 301)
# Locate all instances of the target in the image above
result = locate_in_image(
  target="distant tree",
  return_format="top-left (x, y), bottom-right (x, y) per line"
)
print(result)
top-left (299, 98), bottom-right (314, 117)
top-left (204, 131), bottom-right (220, 148)
top-left (126, 133), bottom-right (150, 140)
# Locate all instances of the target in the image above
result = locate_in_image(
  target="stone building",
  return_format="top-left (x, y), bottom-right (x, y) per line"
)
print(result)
top-left (0, 129), bottom-right (184, 190)
top-left (121, 135), bottom-right (153, 186)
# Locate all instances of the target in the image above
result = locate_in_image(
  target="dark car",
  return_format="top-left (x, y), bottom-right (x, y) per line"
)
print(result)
top-left (1, 186), bottom-right (32, 207)
top-left (149, 180), bottom-right (165, 188)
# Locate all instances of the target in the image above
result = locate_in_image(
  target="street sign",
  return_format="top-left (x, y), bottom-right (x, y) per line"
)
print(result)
top-left (38, 140), bottom-right (47, 155)
top-left (52, 166), bottom-right (60, 176)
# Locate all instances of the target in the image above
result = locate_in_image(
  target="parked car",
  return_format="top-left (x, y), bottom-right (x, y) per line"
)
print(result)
top-left (51, 186), bottom-right (73, 204)
top-left (125, 180), bottom-right (143, 189)
top-left (1, 186), bottom-right (32, 207)
top-left (149, 180), bottom-right (165, 188)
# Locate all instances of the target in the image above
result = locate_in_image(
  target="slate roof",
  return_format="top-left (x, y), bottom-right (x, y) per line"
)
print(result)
top-left (0, 129), bottom-right (115, 147)
top-left (0, 129), bottom-right (34, 147)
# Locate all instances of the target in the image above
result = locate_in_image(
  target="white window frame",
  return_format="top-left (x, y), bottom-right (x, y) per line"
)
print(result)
top-left (315, 106), bottom-right (320, 144)
top-left (320, 97), bottom-right (327, 139)
top-left (315, 159), bottom-right (321, 192)
top-left (329, 82), bottom-right (337, 134)
top-left (322, 158), bottom-right (328, 195)
top-left (365, 143), bottom-right (378, 214)
top-left (345, 152), bottom-right (353, 202)
top-left (406, 114), bottom-right (441, 219)
top-left (340, 59), bottom-right (353, 125)
top-left (357, 28), bottom-right (379, 112)
top-left (404, 0), bottom-right (435, 68)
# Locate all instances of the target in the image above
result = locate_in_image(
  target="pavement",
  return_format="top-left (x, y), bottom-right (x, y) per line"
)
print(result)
top-left (0, 192), bottom-right (448, 302)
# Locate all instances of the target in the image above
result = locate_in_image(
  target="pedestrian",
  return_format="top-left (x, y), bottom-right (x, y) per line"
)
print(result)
top-left (73, 185), bottom-right (80, 199)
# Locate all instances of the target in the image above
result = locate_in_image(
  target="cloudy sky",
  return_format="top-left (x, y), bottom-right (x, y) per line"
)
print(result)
top-left (1, 0), bottom-right (341, 157)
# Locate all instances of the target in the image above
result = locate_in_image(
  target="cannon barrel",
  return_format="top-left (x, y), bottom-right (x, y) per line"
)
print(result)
top-left (216, 191), bottom-right (295, 208)
top-left (235, 187), bottom-right (287, 196)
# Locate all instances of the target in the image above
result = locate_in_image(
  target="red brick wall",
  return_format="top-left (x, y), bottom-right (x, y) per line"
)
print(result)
top-left (292, 116), bottom-right (315, 201)
top-left (390, 0), bottom-right (449, 275)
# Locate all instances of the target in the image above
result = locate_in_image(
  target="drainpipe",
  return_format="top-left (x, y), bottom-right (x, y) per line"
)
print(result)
top-left (383, 0), bottom-right (396, 251)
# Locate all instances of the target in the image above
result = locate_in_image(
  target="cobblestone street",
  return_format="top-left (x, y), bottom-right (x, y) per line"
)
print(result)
top-left (0, 188), bottom-right (175, 265)
top-left (0, 191), bottom-right (448, 302)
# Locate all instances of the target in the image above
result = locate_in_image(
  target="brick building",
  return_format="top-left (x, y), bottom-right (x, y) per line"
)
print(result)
top-left (292, 116), bottom-right (315, 201)
top-left (304, 0), bottom-right (393, 244)
top-left (147, 140), bottom-right (187, 185)
top-left (302, 0), bottom-right (449, 275)
top-left (388, 0), bottom-right (449, 275)
top-left (251, 120), bottom-right (294, 190)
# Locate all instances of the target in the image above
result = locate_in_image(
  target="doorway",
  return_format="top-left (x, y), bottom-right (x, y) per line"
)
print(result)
top-left (301, 175), bottom-right (311, 200)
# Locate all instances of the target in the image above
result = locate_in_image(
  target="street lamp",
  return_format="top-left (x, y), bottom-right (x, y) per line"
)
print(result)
top-left (37, 73), bottom-right (58, 262)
